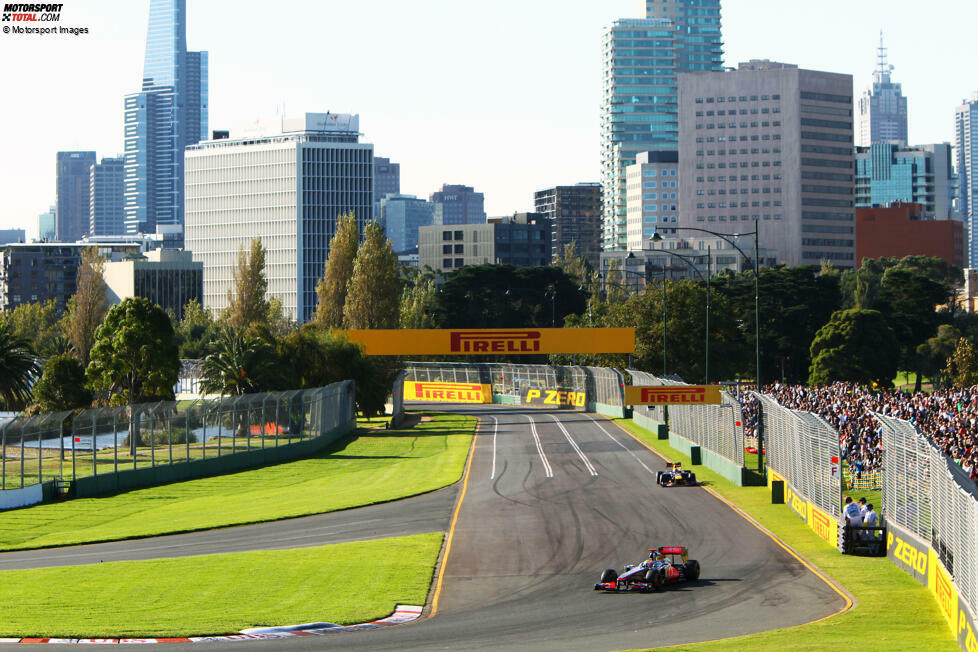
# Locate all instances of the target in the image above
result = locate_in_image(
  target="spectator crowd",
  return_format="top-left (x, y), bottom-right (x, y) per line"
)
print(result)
top-left (736, 382), bottom-right (978, 486)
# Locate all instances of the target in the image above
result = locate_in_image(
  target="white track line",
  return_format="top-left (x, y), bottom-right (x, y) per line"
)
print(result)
top-left (489, 416), bottom-right (499, 480)
top-left (583, 413), bottom-right (656, 476)
top-left (548, 414), bottom-right (598, 476)
top-left (523, 414), bottom-right (553, 478)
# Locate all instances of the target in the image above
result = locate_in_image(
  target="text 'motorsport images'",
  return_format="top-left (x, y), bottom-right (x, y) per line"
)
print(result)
top-left (594, 546), bottom-right (701, 592)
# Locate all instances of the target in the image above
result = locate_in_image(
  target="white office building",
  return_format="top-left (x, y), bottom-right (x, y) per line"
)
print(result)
top-left (625, 151), bottom-right (679, 251)
top-left (185, 113), bottom-right (374, 322)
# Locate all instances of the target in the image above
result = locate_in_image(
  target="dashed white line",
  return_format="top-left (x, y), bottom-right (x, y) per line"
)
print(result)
top-left (583, 413), bottom-right (656, 475)
top-left (523, 414), bottom-right (553, 478)
top-left (489, 415), bottom-right (499, 479)
top-left (548, 414), bottom-right (598, 476)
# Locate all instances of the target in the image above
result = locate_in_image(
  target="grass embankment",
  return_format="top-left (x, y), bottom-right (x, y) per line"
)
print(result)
top-left (0, 412), bottom-right (474, 551)
top-left (0, 532), bottom-right (441, 638)
top-left (614, 419), bottom-right (956, 652)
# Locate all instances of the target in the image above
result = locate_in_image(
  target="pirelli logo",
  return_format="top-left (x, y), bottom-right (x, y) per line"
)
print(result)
top-left (808, 505), bottom-right (836, 545)
top-left (403, 381), bottom-right (491, 404)
top-left (935, 565), bottom-right (957, 624)
top-left (625, 385), bottom-right (722, 405)
top-left (338, 328), bottom-right (635, 356)
top-left (450, 330), bottom-right (541, 353)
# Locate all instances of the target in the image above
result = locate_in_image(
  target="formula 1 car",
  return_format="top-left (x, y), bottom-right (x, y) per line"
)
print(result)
top-left (656, 462), bottom-right (697, 487)
top-left (593, 546), bottom-right (701, 592)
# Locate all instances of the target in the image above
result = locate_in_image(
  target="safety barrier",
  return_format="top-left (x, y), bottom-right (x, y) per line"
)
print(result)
top-left (879, 415), bottom-right (978, 650)
top-left (0, 382), bottom-right (355, 502)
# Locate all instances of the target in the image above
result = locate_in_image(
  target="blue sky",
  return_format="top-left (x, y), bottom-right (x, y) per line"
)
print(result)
top-left (0, 0), bottom-right (974, 238)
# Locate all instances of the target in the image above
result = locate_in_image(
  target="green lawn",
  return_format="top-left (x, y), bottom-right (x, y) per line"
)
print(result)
top-left (0, 532), bottom-right (441, 638)
top-left (0, 412), bottom-right (474, 551)
top-left (614, 419), bottom-right (957, 652)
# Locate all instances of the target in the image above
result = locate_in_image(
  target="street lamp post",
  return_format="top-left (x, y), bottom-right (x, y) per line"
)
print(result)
top-left (652, 225), bottom-right (762, 471)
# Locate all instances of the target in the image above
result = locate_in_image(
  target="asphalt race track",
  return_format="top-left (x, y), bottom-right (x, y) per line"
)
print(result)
top-left (0, 405), bottom-right (847, 650)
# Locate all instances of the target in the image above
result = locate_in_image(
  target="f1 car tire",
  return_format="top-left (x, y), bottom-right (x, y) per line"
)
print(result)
top-left (645, 569), bottom-right (664, 591)
top-left (600, 568), bottom-right (617, 584)
top-left (656, 471), bottom-right (664, 486)
top-left (687, 473), bottom-right (697, 485)
top-left (685, 560), bottom-right (700, 581)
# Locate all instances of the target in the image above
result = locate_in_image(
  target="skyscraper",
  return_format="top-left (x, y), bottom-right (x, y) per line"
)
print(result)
top-left (534, 183), bottom-right (603, 267)
top-left (123, 0), bottom-right (208, 238)
top-left (856, 33), bottom-right (908, 147)
top-left (380, 194), bottom-right (434, 254)
top-left (56, 151), bottom-right (96, 242)
top-left (855, 143), bottom-right (956, 219)
top-left (955, 92), bottom-right (978, 265)
top-left (90, 157), bottom-right (126, 236)
top-left (38, 206), bottom-right (56, 241)
top-left (373, 156), bottom-right (400, 218)
top-left (600, 1), bottom-right (723, 251)
top-left (431, 184), bottom-right (486, 225)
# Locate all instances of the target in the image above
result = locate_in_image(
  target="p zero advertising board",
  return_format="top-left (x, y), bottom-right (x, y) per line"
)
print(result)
top-left (339, 328), bottom-right (635, 356)
top-left (521, 387), bottom-right (587, 408)
top-left (403, 381), bottom-right (491, 404)
top-left (625, 385), bottom-right (722, 405)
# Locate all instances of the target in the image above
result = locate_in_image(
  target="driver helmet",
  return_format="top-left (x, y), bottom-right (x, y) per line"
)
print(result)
top-left (639, 559), bottom-right (652, 569)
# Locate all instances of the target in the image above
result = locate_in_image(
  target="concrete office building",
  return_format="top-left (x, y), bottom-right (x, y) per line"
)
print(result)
top-left (90, 157), bottom-right (126, 236)
top-left (677, 60), bottom-right (855, 268)
top-left (856, 203), bottom-right (964, 269)
top-left (374, 156), bottom-right (400, 218)
top-left (380, 194), bottom-right (434, 254)
top-left (0, 242), bottom-right (141, 312)
top-left (56, 151), bottom-right (96, 242)
top-left (601, 1), bottom-right (723, 251)
top-left (431, 184), bottom-right (486, 225)
top-left (856, 34), bottom-right (908, 147)
top-left (123, 0), bottom-right (208, 238)
top-left (103, 248), bottom-right (203, 319)
top-left (534, 183), bottom-right (602, 268)
top-left (625, 151), bottom-right (678, 251)
top-left (38, 206), bottom-right (56, 241)
top-left (418, 212), bottom-right (550, 273)
top-left (855, 143), bottom-right (956, 219)
top-left (185, 112), bottom-right (373, 323)
top-left (956, 92), bottom-right (978, 265)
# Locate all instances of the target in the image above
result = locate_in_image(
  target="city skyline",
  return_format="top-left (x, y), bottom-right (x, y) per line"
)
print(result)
top-left (1, 0), bottom-right (975, 240)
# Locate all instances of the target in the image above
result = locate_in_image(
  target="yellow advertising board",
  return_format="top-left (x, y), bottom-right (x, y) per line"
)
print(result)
top-left (403, 381), bottom-right (491, 404)
top-left (624, 385), bottom-right (722, 405)
top-left (339, 328), bottom-right (635, 356)
top-left (807, 503), bottom-right (838, 547)
top-left (522, 387), bottom-right (587, 408)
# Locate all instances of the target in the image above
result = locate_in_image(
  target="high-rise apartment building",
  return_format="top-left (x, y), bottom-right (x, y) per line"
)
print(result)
top-left (431, 184), bottom-right (486, 225)
top-left (380, 194), bottom-right (434, 254)
top-left (38, 206), bottom-right (56, 241)
top-left (601, 1), bottom-right (723, 251)
top-left (956, 92), bottom-right (978, 265)
top-left (534, 183), bottom-right (603, 268)
top-left (855, 143), bottom-right (956, 219)
top-left (856, 34), bottom-right (908, 147)
top-left (625, 151), bottom-right (678, 251)
top-left (677, 60), bottom-right (855, 268)
top-left (56, 151), bottom-right (96, 242)
top-left (123, 0), bottom-right (208, 238)
top-left (185, 113), bottom-right (373, 323)
top-left (90, 157), bottom-right (126, 236)
top-left (374, 156), bottom-right (400, 218)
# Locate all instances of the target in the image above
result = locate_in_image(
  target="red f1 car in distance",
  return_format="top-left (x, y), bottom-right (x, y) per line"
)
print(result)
top-left (594, 546), bottom-right (701, 592)
top-left (656, 462), bottom-right (697, 487)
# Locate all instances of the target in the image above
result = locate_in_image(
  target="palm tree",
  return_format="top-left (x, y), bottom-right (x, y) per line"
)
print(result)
top-left (0, 321), bottom-right (40, 410)
top-left (199, 328), bottom-right (276, 397)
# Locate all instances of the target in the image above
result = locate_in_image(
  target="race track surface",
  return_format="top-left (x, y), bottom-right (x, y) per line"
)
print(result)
top-left (1, 405), bottom-right (847, 651)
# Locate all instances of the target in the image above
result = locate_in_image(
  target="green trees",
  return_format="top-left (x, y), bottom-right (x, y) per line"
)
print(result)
top-left (0, 321), bottom-right (40, 410)
top-left (315, 213), bottom-right (360, 328)
top-left (173, 299), bottom-right (219, 359)
top-left (0, 299), bottom-right (64, 357)
top-left (31, 354), bottom-right (92, 414)
top-left (944, 338), bottom-right (978, 388)
top-left (199, 329), bottom-right (277, 397)
top-left (63, 246), bottom-right (108, 366)
top-left (343, 220), bottom-right (401, 328)
top-left (808, 309), bottom-right (899, 386)
top-left (400, 274), bottom-right (436, 329)
top-left (226, 238), bottom-right (271, 332)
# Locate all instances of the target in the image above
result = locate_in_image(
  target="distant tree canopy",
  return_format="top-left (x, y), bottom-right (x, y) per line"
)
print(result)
top-left (808, 309), bottom-right (899, 387)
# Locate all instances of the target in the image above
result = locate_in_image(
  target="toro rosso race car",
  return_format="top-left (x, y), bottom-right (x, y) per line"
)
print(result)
top-left (656, 462), bottom-right (697, 487)
top-left (594, 546), bottom-right (701, 592)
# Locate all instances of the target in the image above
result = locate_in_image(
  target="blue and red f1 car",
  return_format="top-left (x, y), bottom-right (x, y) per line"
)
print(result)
top-left (593, 546), bottom-right (701, 592)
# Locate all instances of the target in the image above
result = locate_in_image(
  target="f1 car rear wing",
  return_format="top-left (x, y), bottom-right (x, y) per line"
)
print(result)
top-left (650, 546), bottom-right (688, 555)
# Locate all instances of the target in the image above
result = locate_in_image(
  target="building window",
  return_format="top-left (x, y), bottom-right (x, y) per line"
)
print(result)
top-left (443, 259), bottom-right (452, 268)
top-left (454, 244), bottom-right (464, 254)
top-left (443, 245), bottom-right (452, 254)
top-left (454, 230), bottom-right (463, 240)
top-left (455, 258), bottom-right (464, 267)
top-left (443, 231), bottom-right (451, 241)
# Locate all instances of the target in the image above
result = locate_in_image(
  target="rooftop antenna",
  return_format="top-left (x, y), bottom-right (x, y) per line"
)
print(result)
top-left (875, 30), bottom-right (892, 81)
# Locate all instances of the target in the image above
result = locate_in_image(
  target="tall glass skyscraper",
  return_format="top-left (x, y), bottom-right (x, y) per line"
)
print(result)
top-left (856, 34), bottom-right (908, 147)
top-left (601, 1), bottom-right (722, 250)
top-left (955, 92), bottom-right (978, 265)
top-left (123, 0), bottom-right (207, 238)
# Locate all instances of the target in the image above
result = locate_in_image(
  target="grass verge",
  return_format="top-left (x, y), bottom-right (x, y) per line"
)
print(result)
top-left (614, 419), bottom-right (957, 652)
top-left (0, 532), bottom-right (441, 638)
top-left (0, 412), bottom-right (474, 551)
